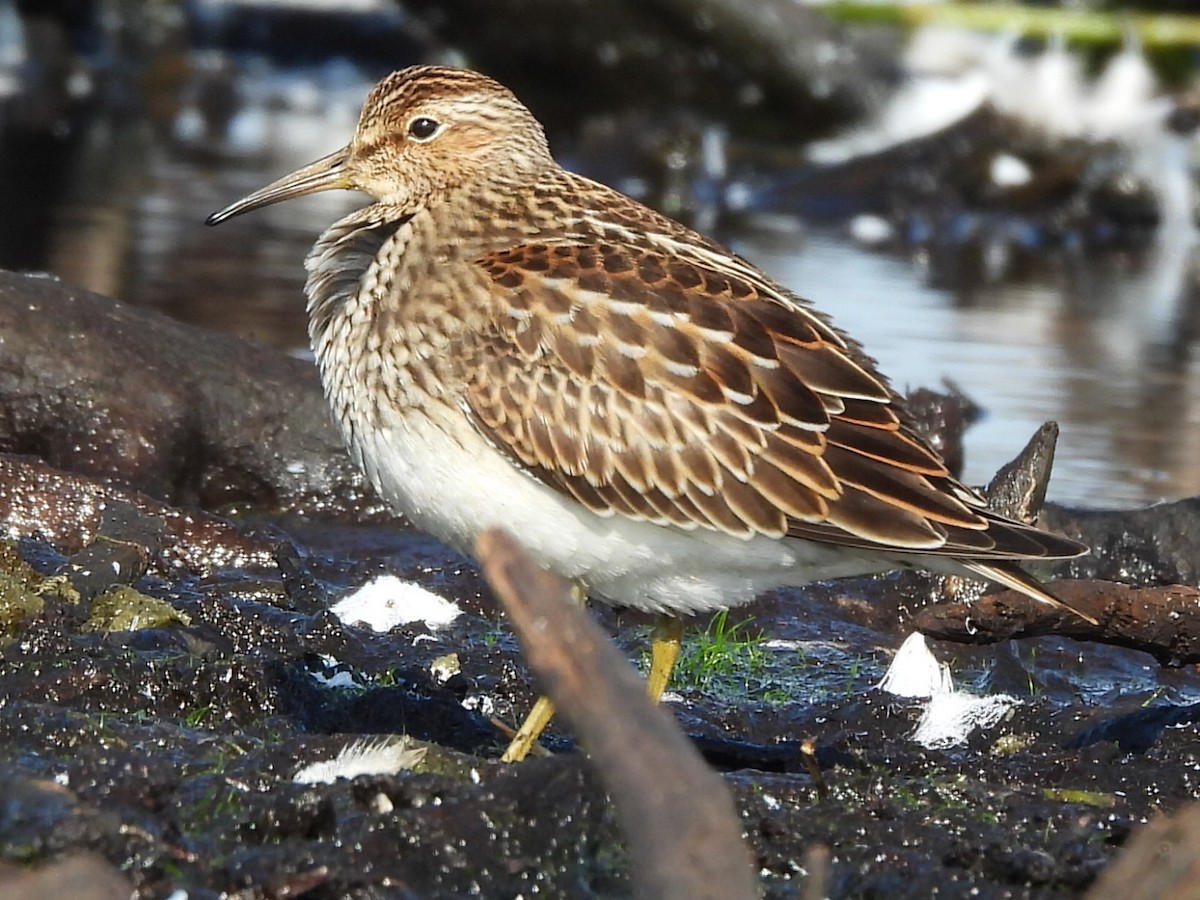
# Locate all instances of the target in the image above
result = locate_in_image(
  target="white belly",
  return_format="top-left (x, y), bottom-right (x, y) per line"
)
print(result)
top-left (351, 407), bottom-right (891, 615)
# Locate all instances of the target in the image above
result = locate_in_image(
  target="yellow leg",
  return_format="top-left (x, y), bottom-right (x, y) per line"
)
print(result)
top-left (500, 581), bottom-right (587, 762)
top-left (500, 694), bottom-right (556, 762)
top-left (646, 615), bottom-right (685, 702)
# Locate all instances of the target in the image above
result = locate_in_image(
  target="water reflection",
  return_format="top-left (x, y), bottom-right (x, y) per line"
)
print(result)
top-left (748, 232), bottom-right (1200, 507)
top-left (4, 58), bottom-right (1198, 510)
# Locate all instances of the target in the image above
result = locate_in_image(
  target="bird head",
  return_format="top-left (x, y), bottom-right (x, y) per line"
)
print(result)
top-left (206, 65), bottom-right (553, 226)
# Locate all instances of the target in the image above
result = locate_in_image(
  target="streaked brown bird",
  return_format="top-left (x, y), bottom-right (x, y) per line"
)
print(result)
top-left (207, 66), bottom-right (1090, 761)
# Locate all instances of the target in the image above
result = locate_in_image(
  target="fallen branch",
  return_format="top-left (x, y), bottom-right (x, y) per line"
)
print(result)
top-left (914, 579), bottom-right (1200, 666)
top-left (476, 528), bottom-right (757, 900)
top-left (1085, 802), bottom-right (1200, 899)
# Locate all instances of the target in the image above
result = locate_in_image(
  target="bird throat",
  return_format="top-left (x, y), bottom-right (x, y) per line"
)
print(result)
top-left (303, 203), bottom-right (491, 474)
top-left (305, 213), bottom-right (412, 341)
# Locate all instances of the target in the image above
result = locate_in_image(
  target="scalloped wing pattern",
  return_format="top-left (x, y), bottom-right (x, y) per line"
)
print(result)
top-left (460, 236), bottom-right (1080, 561)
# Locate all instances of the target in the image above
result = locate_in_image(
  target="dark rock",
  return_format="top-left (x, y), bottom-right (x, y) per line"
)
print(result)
top-left (896, 418), bottom-right (1066, 611)
top-left (402, 0), bottom-right (892, 140)
top-left (1042, 498), bottom-right (1200, 587)
top-left (903, 382), bottom-right (982, 479)
top-left (0, 269), bottom-right (369, 516)
top-left (0, 453), bottom-right (283, 573)
top-left (1066, 701), bottom-right (1200, 753)
top-left (754, 103), bottom-right (1160, 274)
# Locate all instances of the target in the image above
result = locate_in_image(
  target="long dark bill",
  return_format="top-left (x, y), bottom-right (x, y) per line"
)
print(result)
top-left (205, 146), bottom-right (351, 226)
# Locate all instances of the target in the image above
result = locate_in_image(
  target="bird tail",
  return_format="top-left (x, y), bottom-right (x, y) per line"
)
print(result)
top-left (962, 561), bottom-right (1098, 626)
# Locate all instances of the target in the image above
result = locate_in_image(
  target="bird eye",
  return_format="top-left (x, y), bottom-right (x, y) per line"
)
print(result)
top-left (407, 117), bottom-right (442, 141)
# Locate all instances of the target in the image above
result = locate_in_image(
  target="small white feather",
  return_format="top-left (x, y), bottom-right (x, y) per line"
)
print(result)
top-left (293, 736), bottom-right (427, 785)
top-left (911, 691), bottom-right (1020, 750)
top-left (331, 575), bottom-right (461, 632)
top-left (878, 633), bottom-right (951, 699)
top-left (880, 633), bottom-right (1020, 749)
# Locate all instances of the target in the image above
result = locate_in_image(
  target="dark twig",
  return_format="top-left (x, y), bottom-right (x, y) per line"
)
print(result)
top-left (915, 580), bottom-right (1200, 666)
top-left (476, 528), bottom-right (758, 900)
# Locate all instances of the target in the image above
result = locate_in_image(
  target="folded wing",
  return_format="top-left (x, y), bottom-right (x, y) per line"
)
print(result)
top-left (462, 238), bottom-right (1085, 563)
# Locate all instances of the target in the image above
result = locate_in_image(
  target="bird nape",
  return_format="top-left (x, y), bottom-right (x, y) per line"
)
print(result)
top-left (207, 65), bottom-right (1091, 762)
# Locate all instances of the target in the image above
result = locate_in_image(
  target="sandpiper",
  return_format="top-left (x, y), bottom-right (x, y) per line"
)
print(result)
top-left (207, 66), bottom-right (1090, 761)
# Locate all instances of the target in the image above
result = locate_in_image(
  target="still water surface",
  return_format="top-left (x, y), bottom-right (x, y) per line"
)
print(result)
top-left (749, 231), bottom-right (1200, 508)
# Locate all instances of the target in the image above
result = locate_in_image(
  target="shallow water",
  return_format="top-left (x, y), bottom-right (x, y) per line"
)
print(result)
top-left (7, 62), bottom-right (1199, 511)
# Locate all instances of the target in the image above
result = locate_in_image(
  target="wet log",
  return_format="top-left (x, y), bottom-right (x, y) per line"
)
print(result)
top-left (914, 580), bottom-right (1200, 667)
top-left (476, 528), bottom-right (757, 900)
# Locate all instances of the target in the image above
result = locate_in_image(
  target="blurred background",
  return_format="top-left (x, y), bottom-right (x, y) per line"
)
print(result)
top-left (2, 0), bottom-right (1199, 509)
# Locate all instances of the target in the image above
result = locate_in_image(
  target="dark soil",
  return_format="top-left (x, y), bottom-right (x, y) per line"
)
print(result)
top-left (1, 497), bottom-right (1198, 897)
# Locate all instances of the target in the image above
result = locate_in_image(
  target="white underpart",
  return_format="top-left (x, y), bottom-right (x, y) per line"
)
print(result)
top-left (357, 407), bottom-right (896, 615)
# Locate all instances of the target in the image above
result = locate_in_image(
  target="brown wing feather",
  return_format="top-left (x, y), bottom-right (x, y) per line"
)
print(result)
top-left (465, 239), bottom-right (1085, 561)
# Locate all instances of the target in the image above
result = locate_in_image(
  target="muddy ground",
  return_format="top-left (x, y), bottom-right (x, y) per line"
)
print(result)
top-left (2, 495), bottom-right (1199, 899)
